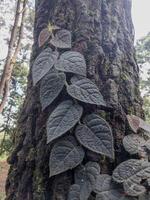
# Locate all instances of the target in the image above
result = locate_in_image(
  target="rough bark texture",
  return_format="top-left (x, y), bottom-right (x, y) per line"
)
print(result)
top-left (6, 0), bottom-right (143, 200)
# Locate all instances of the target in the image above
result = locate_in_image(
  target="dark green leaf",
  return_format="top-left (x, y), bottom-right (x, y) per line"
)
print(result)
top-left (40, 71), bottom-right (66, 110)
top-left (94, 174), bottom-right (112, 194)
top-left (55, 51), bottom-right (86, 76)
top-left (123, 134), bottom-right (146, 155)
top-left (49, 137), bottom-right (85, 177)
top-left (95, 174), bottom-right (132, 200)
top-left (123, 179), bottom-right (146, 197)
top-left (68, 184), bottom-right (80, 200)
top-left (67, 77), bottom-right (106, 106)
top-left (50, 29), bottom-right (71, 49)
top-left (46, 100), bottom-right (83, 143)
top-left (113, 159), bottom-right (150, 196)
top-left (127, 115), bottom-right (140, 133)
top-left (75, 114), bottom-right (114, 159)
top-left (32, 48), bottom-right (59, 85)
top-left (127, 115), bottom-right (150, 134)
top-left (38, 28), bottom-right (51, 47)
top-left (75, 162), bottom-right (100, 200)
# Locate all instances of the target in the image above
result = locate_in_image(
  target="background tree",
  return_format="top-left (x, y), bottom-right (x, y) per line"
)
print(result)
top-left (136, 32), bottom-right (150, 122)
top-left (5, 1), bottom-right (147, 200)
top-left (0, 0), bottom-right (34, 156)
top-left (0, 63), bottom-right (28, 155)
top-left (0, 0), bottom-right (27, 113)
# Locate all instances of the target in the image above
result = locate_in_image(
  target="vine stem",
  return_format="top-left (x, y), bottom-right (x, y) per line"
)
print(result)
top-left (64, 80), bottom-right (69, 87)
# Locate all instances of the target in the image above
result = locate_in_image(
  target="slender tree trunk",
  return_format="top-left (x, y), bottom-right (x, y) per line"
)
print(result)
top-left (0, 0), bottom-right (27, 113)
top-left (6, 0), bottom-right (143, 199)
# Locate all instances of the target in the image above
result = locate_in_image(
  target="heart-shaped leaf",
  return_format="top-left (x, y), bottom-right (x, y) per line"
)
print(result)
top-left (40, 71), bottom-right (66, 110)
top-left (50, 29), bottom-right (71, 49)
top-left (32, 48), bottom-right (59, 85)
top-left (127, 115), bottom-right (140, 133)
top-left (123, 134), bottom-right (146, 155)
top-left (95, 174), bottom-right (133, 200)
top-left (75, 162), bottom-right (100, 200)
top-left (68, 184), bottom-right (80, 200)
top-left (94, 174), bottom-right (112, 194)
top-left (75, 114), bottom-right (114, 159)
top-left (127, 115), bottom-right (150, 134)
top-left (38, 28), bottom-right (51, 47)
top-left (49, 137), bottom-right (85, 177)
top-left (113, 159), bottom-right (150, 196)
top-left (55, 51), bottom-right (86, 76)
top-left (67, 77), bottom-right (106, 106)
top-left (123, 179), bottom-right (146, 197)
top-left (46, 100), bottom-right (83, 143)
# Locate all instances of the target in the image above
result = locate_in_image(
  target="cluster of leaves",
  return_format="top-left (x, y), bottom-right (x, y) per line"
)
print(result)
top-left (120, 115), bottom-right (150, 197)
top-left (32, 27), bottom-right (150, 199)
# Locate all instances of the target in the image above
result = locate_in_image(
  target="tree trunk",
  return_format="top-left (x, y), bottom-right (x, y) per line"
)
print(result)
top-left (6, 0), bottom-right (144, 199)
top-left (0, 0), bottom-right (27, 113)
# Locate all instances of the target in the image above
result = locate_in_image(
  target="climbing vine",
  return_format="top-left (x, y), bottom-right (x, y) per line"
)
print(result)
top-left (31, 25), bottom-right (150, 199)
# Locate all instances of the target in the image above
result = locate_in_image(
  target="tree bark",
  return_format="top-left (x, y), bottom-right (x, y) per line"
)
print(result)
top-left (6, 0), bottom-right (144, 199)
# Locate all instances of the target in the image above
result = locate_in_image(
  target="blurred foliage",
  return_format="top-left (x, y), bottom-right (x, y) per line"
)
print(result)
top-left (143, 96), bottom-right (150, 123)
top-left (0, 63), bottom-right (28, 155)
top-left (140, 69), bottom-right (150, 95)
top-left (136, 32), bottom-right (150, 122)
top-left (0, 0), bottom-right (34, 156)
top-left (136, 32), bottom-right (150, 64)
